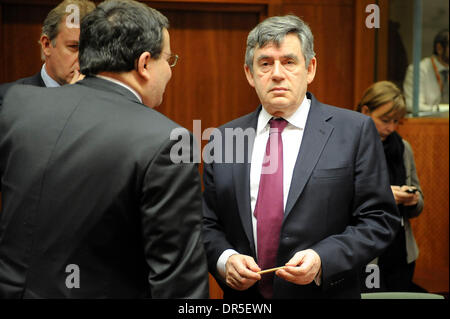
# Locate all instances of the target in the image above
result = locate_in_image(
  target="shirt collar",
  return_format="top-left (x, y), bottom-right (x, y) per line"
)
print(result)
top-left (257, 95), bottom-right (311, 134)
top-left (96, 75), bottom-right (143, 103)
top-left (41, 64), bottom-right (61, 88)
top-left (432, 55), bottom-right (449, 72)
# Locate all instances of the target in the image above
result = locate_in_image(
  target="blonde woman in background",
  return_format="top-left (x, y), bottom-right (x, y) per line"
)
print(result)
top-left (356, 81), bottom-right (424, 292)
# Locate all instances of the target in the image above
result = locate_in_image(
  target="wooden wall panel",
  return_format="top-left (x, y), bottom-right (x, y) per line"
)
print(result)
top-left (157, 9), bottom-right (261, 132)
top-left (397, 118), bottom-right (449, 294)
top-left (353, 0), bottom-right (376, 107)
top-left (0, 3), bottom-right (51, 83)
top-left (281, 0), bottom-right (355, 109)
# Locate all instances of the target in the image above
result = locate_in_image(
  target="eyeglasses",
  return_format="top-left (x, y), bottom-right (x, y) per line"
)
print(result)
top-left (163, 52), bottom-right (179, 68)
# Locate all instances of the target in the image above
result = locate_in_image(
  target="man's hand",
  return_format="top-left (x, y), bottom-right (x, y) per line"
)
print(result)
top-left (275, 249), bottom-right (321, 285)
top-left (69, 69), bottom-right (85, 84)
top-left (225, 254), bottom-right (261, 291)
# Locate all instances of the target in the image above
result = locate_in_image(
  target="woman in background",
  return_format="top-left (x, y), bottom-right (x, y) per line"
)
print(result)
top-left (356, 81), bottom-right (424, 292)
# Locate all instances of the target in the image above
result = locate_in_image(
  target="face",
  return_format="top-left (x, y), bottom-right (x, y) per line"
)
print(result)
top-left (363, 102), bottom-right (400, 141)
top-left (436, 34), bottom-right (449, 66)
top-left (244, 33), bottom-right (316, 118)
top-left (142, 28), bottom-right (173, 108)
top-left (442, 35), bottom-right (449, 65)
top-left (41, 19), bottom-right (80, 85)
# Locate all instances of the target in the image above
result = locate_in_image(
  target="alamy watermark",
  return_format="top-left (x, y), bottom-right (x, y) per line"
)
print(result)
top-left (365, 264), bottom-right (380, 289)
top-left (65, 264), bottom-right (80, 289)
top-left (66, 4), bottom-right (80, 28)
top-left (365, 4), bottom-right (380, 29)
top-left (169, 120), bottom-right (281, 174)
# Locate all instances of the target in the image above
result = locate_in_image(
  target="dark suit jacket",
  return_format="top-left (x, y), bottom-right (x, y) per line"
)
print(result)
top-left (0, 76), bottom-right (209, 298)
top-left (202, 92), bottom-right (400, 299)
top-left (0, 72), bottom-right (45, 106)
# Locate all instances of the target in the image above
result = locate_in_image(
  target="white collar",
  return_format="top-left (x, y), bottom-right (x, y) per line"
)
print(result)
top-left (257, 96), bottom-right (311, 134)
top-left (40, 64), bottom-right (60, 88)
top-left (432, 55), bottom-right (449, 72)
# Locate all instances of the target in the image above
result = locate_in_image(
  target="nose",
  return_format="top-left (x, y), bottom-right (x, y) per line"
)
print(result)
top-left (271, 61), bottom-right (284, 82)
top-left (386, 121), bottom-right (396, 134)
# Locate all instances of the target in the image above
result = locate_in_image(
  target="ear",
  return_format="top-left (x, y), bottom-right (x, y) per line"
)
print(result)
top-left (136, 52), bottom-right (152, 80)
top-left (361, 105), bottom-right (371, 115)
top-left (306, 57), bottom-right (317, 84)
top-left (244, 64), bottom-right (255, 88)
top-left (40, 35), bottom-right (52, 57)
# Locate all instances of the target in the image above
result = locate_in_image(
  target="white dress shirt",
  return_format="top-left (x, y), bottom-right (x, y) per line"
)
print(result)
top-left (403, 55), bottom-right (449, 112)
top-left (40, 64), bottom-right (60, 88)
top-left (217, 96), bottom-right (311, 279)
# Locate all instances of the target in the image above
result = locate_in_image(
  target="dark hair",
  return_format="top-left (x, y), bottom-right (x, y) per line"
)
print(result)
top-left (433, 29), bottom-right (449, 55)
top-left (79, 0), bottom-right (169, 76)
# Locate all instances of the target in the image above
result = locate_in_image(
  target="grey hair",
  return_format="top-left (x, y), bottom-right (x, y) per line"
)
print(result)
top-left (40, 0), bottom-right (95, 60)
top-left (245, 15), bottom-right (315, 73)
top-left (41, 0), bottom-right (96, 43)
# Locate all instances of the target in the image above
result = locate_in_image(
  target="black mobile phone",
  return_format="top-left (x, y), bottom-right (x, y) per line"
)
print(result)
top-left (405, 188), bottom-right (418, 194)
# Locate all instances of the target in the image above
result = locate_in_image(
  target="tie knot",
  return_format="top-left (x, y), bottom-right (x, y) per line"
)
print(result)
top-left (269, 118), bottom-right (288, 133)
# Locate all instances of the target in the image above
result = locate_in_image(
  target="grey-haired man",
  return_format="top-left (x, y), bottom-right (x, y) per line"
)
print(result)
top-left (202, 15), bottom-right (400, 299)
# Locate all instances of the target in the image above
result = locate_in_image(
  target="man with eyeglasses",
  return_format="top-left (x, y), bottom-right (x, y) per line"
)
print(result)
top-left (0, 0), bottom-right (208, 298)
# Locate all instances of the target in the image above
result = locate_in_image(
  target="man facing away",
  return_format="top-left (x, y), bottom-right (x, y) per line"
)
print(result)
top-left (0, 0), bottom-right (208, 298)
top-left (202, 15), bottom-right (400, 299)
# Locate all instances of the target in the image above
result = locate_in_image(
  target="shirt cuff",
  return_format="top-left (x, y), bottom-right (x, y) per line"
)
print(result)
top-left (217, 249), bottom-right (239, 279)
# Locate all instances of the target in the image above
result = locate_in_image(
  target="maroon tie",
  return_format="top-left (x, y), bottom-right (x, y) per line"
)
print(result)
top-left (254, 118), bottom-right (288, 299)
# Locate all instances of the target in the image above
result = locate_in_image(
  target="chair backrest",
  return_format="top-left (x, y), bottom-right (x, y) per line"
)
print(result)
top-left (361, 292), bottom-right (445, 299)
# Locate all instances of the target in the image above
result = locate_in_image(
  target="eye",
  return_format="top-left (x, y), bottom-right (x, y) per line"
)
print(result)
top-left (258, 60), bottom-right (273, 72)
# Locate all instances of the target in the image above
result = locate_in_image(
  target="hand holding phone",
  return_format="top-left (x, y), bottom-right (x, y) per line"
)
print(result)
top-left (405, 188), bottom-right (418, 194)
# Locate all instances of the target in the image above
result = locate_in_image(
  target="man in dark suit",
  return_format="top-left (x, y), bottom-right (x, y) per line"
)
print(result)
top-left (0, 0), bottom-right (208, 298)
top-left (202, 15), bottom-right (400, 299)
top-left (0, 0), bottom-right (95, 105)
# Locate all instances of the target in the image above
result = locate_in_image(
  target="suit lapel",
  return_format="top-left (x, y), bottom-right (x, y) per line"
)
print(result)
top-left (232, 108), bottom-right (260, 253)
top-left (284, 94), bottom-right (334, 218)
top-left (31, 72), bottom-right (46, 87)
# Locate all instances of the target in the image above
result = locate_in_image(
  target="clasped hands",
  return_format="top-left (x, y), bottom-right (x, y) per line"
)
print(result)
top-left (224, 249), bottom-right (321, 291)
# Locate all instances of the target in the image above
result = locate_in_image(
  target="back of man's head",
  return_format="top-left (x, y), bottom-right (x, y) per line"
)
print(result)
top-left (42, 0), bottom-right (96, 46)
top-left (79, 0), bottom-right (169, 76)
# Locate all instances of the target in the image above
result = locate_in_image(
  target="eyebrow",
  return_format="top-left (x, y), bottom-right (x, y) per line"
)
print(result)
top-left (256, 54), bottom-right (299, 62)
